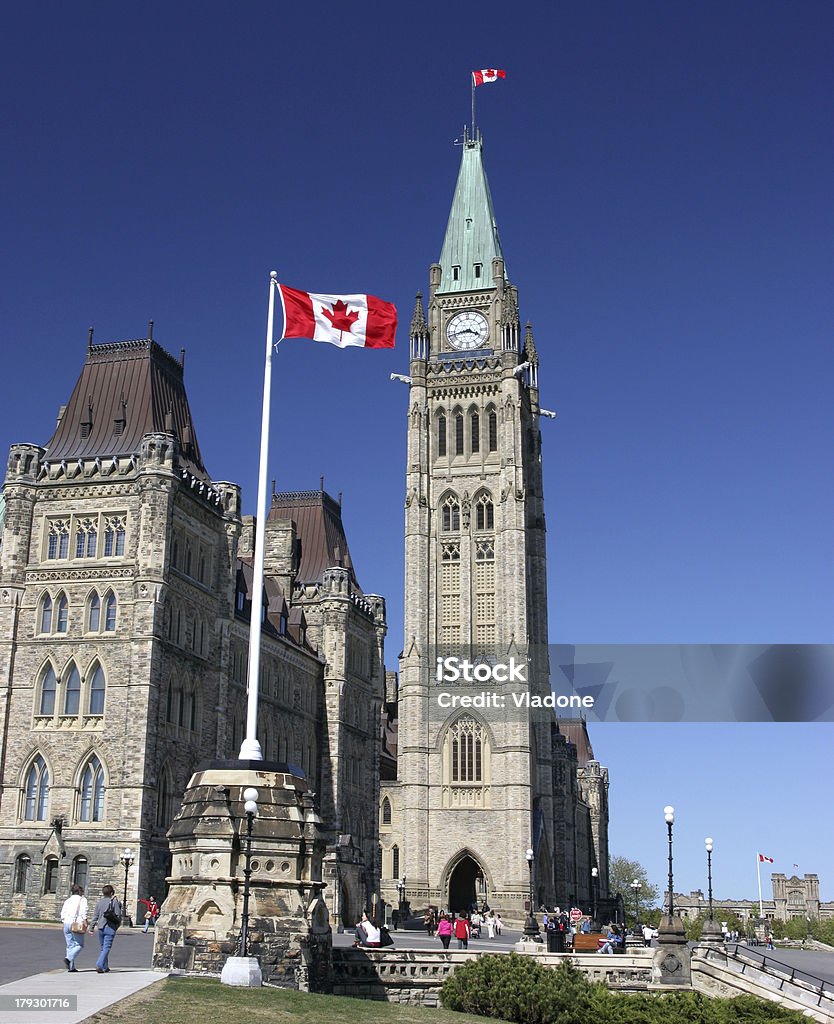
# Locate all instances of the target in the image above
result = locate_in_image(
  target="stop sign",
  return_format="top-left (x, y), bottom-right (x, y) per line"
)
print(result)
top-left (570, 908), bottom-right (583, 922)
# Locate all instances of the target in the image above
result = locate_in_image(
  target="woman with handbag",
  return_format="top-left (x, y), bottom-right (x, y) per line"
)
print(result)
top-left (60, 884), bottom-right (88, 972)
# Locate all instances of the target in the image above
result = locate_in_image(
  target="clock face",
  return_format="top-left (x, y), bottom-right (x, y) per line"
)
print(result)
top-left (446, 311), bottom-right (489, 350)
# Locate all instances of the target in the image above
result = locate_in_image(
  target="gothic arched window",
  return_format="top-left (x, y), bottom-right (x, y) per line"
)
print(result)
top-left (454, 410), bottom-right (465, 456)
top-left (43, 856), bottom-right (59, 894)
top-left (437, 412), bottom-right (447, 457)
top-left (470, 410), bottom-right (480, 454)
top-left (392, 845), bottom-right (400, 879)
top-left (381, 797), bottom-right (392, 826)
top-left (441, 494), bottom-right (460, 533)
top-left (24, 755), bottom-right (49, 821)
top-left (63, 663), bottom-right (81, 715)
top-left (79, 754), bottom-right (105, 822)
top-left (156, 764), bottom-right (178, 829)
top-left (103, 592), bottom-right (117, 632)
top-left (38, 665), bottom-right (57, 717)
top-left (487, 408), bottom-right (498, 452)
top-left (88, 592), bottom-right (101, 632)
top-left (72, 856), bottom-right (88, 890)
top-left (14, 854), bottom-right (31, 893)
top-left (452, 717), bottom-right (482, 782)
top-left (39, 593), bottom-right (53, 634)
top-left (55, 593), bottom-right (69, 633)
top-left (88, 663), bottom-right (106, 716)
top-left (475, 493), bottom-right (494, 531)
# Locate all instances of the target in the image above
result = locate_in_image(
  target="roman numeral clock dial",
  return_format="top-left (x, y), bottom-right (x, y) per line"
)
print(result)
top-left (446, 310), bottom-right (489, 351)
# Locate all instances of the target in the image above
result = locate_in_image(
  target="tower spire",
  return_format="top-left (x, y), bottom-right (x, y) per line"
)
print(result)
top-left (437, 134), bottom-right (506, 295)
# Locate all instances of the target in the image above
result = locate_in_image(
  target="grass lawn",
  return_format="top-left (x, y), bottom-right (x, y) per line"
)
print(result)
top-left (85, 977), bottom-right (506, 1024)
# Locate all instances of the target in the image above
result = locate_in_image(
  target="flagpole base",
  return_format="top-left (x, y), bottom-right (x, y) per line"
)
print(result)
top-left (238, 739), bottom-right (263, 761)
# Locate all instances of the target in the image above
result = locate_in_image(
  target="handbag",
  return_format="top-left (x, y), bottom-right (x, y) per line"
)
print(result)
top-left (70, 918), bottom-right (88, 934)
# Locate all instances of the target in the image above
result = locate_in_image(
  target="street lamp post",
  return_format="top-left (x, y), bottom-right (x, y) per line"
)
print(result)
top-left (630, 878), bottom-right (643, 932)
top-left (239, 787), bottom-right (259, 957)
top-left (523, 848), bottom-right (539, 940)
top-left (119, 849), bottom-right (134, 927)
top-left (590, 867), bottom-right (598, 930)
top-left (705, 838), bottom-right (714, 921)
top-left (664, 805), bottom-right (675, 917)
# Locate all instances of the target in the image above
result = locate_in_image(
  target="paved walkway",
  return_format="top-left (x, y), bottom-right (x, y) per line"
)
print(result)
top-left (0, 968), bottom-right (165, 1024)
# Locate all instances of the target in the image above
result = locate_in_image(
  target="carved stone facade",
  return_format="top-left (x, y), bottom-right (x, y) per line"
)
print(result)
top-left (0, 337), bottom-right (385, 923)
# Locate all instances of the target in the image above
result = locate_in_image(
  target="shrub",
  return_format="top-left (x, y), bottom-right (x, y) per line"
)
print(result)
top-left (440, 954), bottom-right (808, 1024)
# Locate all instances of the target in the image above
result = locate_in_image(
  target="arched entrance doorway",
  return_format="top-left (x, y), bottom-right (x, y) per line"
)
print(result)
top-left (448, 855), bottom-right (484, 914)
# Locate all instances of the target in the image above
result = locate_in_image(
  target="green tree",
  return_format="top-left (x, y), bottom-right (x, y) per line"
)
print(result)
top-left (609, 855), bottom-right (661, 923)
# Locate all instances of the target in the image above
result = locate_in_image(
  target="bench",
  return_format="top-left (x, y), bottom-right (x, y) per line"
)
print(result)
top-left (570, 932), bottom-right (626, 954)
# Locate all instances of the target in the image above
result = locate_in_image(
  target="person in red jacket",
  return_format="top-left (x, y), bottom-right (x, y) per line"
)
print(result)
top-left (138, 895), bottom-right (160, 934)
top-left (454, 913), bottom-right (470, 949)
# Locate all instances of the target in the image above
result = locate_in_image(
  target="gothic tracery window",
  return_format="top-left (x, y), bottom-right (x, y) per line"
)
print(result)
top-left (63, 664), bottom-right (81, 715)
top-left (475, 493), bottom-right (494, 531)
top-left (448, 716), bottom-right (487, 784)
top-left (441, 494), bottom-right (460, 533)
top-left (437, 412), bottom-right (447, 457)
top-left (24, 755), bottom-right (49, 821)
top-left (79, 754), bottom-right (105, 822)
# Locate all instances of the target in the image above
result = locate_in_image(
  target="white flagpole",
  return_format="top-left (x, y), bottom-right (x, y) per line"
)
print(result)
top-left (239, 270), bottom-right (279, 761)
top-left (757, 854), bottom-right (764, 917)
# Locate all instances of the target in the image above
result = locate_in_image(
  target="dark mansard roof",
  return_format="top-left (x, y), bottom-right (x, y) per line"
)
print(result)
top-left (44, 337), bottom-right (207, 479)
top-left (268, 488), bottom-right (360, 591)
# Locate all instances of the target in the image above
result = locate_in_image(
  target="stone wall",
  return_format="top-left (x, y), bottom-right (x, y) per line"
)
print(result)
top-left (330, 948), bottom-right (655, 1006)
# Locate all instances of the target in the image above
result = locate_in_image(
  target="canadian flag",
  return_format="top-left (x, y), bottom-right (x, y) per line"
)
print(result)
top-left (758, 854), bottom-right (774, 863)
top-left (472, 68), bottom-right (507, 87)
top-left (278, 285), bottom-right (397, 349)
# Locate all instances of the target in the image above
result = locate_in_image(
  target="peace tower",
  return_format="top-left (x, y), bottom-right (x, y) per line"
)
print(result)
top-left (379, 131), bottom-right (610, 920)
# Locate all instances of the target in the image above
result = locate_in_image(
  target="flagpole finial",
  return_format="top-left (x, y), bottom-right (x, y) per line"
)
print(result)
top-left (270, 270), bottom-right (278, 280)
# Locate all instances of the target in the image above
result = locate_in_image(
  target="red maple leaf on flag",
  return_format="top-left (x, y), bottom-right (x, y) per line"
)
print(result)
top-left (322, 300), bottom-right (360, 334)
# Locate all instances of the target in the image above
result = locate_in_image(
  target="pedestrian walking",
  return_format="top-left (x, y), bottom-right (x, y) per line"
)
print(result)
top-left (454, 914), bottom-right (470, 949)
top-left (60, 885), bottom-right (88, 972)
top-left (437, 913), bottom-right (452, 949)
top-left (88, 884), bottom-right (123, 973)
top-left (494, 913), bottom-right (503, 935)
top-left (486, 911), bottom-right (495, 939)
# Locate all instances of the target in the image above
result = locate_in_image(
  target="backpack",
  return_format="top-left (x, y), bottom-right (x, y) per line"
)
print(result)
top-left (103, 898), bottom-right (121, 929)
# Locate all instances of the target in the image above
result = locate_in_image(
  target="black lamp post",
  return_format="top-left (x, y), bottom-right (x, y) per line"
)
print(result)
top-left (590, 866), bottom-right (598, 930)
top-left (119, 848), bottom-right (134, 927)
top-left (664, 805), bottom-right (675, 917)
top-left (705, 838), bottom-right (714, 921)
top-left (630, 878), bottom-right (642, 932)
top-left (239, 787), bottom-right (259, 956)
top-left (523, 848), bottom-right (539, 939)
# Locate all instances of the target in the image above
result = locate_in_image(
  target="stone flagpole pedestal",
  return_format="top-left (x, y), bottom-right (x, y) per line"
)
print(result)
top-left (153, 760), bottom-right (332, 990)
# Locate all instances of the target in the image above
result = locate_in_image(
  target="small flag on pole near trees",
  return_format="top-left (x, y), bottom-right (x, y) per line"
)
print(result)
top-left (278, 285), bottom-right (397, 349)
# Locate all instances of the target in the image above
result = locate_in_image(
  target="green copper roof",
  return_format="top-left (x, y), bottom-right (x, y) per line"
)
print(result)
top-left (438, 133), bottom-right (505, 294)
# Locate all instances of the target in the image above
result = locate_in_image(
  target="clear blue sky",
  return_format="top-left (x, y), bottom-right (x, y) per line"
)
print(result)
top-left (2, 3), bottom-right (831, 899)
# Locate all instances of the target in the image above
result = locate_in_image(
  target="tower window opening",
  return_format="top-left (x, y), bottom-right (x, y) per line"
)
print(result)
top-left (487, 410), bottom-right (498, 452)
top-left (437, 414), bottom-right (447, 457)
top-left (454, 413), bottom-right (464, 456)
top-left (474, 263), bottom-right (482, 279)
